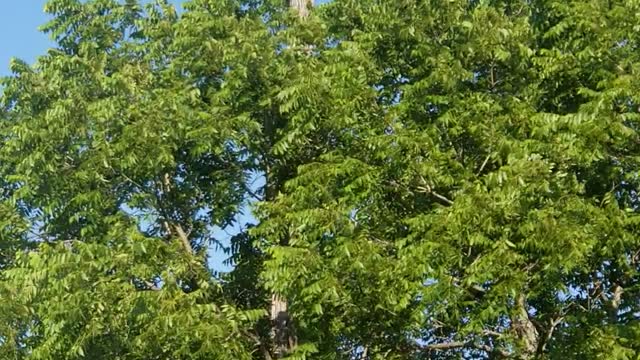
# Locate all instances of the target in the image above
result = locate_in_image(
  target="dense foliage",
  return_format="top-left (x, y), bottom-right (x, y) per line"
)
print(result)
top-left (2, 0), bottom-right (640, 359)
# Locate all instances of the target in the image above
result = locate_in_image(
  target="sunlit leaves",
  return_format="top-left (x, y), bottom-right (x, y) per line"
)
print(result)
top-left (3, 0), bottom-right (640, 359)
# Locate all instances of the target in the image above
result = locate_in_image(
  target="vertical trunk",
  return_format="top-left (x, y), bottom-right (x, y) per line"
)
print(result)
top-left (512, 294), bottom-right (539, 360)
top-left (288, 0), bottom-right (312, 18)
top-left (266, 2), bottom-right (312, 358)
top-left (265, 161), bottom-right (294, 358)
top-left (265, 162), bottom-right (297, 358)
top-left (607, 284), bottom-right (623, 324)
top-left (271, 294), bottom-right (294, 357)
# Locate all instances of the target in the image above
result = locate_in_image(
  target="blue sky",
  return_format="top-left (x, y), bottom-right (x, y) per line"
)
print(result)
top-left (0, 0), bottom-right (329, 74)
top-left (0, 3), bottom-right (52, 73)
top-left (0, 1), bottom-right (182, 74)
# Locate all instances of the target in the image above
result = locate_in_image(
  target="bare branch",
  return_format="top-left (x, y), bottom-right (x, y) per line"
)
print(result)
top-left (482, 329), bottom-right (504, 338)
top-left (360, 346), bottom-right (368, 360)
top-left (173, 222), bottom-right (194, 255)
top-left (143, 280), bottom-right (161, 291)
top-left (415, 176), bottom-right (454, 205)
top-left (431, 191), bottom-right (454, 205)
top-left (244, 184), bottom-right (264, 201)
top-left (539, 316), bottom-right (563, 354)
top-left (420, 339), bottom-right (510, 357)
top-left (476, 153), bottom-right (491, 176)
top-left (424, 341), bottom-right (468, 350)
top-left (159, 173), bottom-right (195, 255)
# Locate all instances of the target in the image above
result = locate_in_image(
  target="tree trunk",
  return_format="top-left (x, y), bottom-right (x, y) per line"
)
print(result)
top-left (288, 0), bottom-right (312, 18)
top-left (266, 2), bottom-right (312, 358)
top-left (513, 294), bottom-right (539, 360)
top-left (265, 2), bottom-right (312, 358)
top-left (271, 294), bottom-right (295, 357)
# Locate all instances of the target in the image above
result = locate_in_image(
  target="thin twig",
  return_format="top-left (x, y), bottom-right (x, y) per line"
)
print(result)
top-left (431, 191), bottom-right (454, 205)
top-left (244, 184), bottom-right (264, 201)
top-left (416, 176), bottom-right (454, 205)
top-left (476, 153), bottom-right (491, 176)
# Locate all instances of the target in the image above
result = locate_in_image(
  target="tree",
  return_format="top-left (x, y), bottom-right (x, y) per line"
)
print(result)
top-left (0, 1), bottom-right (259, 358)
top-left (2, 0), bottom-right (640, 359)
top-left (258, 0), bottom-right (640, 358)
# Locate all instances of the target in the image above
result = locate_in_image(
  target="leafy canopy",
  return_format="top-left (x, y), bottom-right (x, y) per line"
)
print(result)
top-left (2, 0), bottom-right (640, 359)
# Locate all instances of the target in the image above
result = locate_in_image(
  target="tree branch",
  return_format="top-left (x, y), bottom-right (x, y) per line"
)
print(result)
top-left (159, 173), bottom-right (195, 255)
top-left (476, 153), bottom-right (491, 176)
top-left (143, 280), bottom-right (161, 291)
top-left (431, 191), bottom-right (454, 205)
top-left (420, 339), bottom-right (510, 357)
top-left (424, 341), bottom-right (468, 350)
top-left (244, 184), bottom-right (264, 201)
top-left (173, 222), bottom-right (194, 255)
top-left (539, 315), bottom-right (563, 354)
top-left (360, 346), bottom-right (368, 360)
top-left (416, 176), bottom-right (454, 205)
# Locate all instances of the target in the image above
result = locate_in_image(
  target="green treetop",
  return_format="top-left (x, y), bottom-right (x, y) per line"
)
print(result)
top-left (2, 0), bottom-right (640, 359)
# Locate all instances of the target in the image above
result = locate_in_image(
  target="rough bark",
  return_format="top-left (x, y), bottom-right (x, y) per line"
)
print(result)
top-left (608, 284), bottom-right (623, 323)
top-left (513, 294), bottom-right (539, 360)
top-left (264, 159), bottom-right (291, 357)
top-left (288, 0), bottom-right (312, 18)
top-left (271, 294), bottom-right (295, 357)
top-left (161, 173), bottom-right (194, 255)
